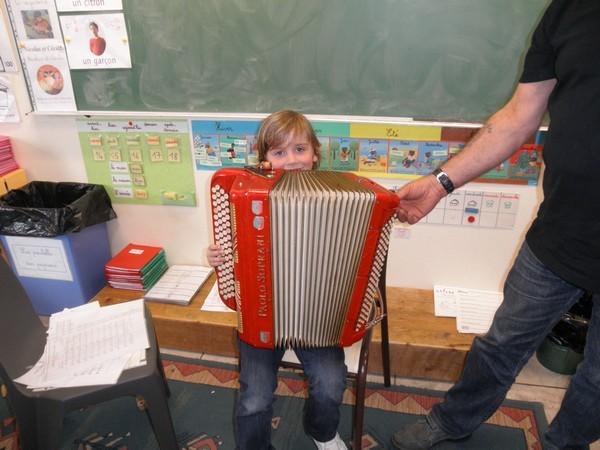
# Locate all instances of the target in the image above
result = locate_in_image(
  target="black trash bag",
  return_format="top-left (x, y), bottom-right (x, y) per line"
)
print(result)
top-left (0, 181), bottom-right (117, 237)
top-left (546, 293), bottom-right (592, 354)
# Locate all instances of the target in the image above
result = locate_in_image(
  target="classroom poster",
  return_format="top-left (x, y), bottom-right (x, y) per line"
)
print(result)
top-left (505, 144), bottom-right (543, 182)
top-left (417, 142), bottom-right (448, 174)
top-left (55, 0), bottom-right (123, 12)
top-left (6, 0), bottom-right (77, 111)
top-left (191, 120), bottom-right (260, 170)
top-left (23, 46), bottom-right (76, 111)
top-left (60, 14), bottom-right (131, 69)
top-left (328, 137), bottom-right (358, 172)
top-left (218, 134), bottom-right (248, 168)
top-left (358, 138), bottom-right (388, 173)
top-left (0, 9), bottom-right (19, 72)
top-left (317, 136), bottom-right (330, 170)
top-left (13, 6), bottom-right (57, 40)
top-left (424, 190), bottom-right (520, 229)
top-left (388, 140), bottom-right (419, 175)
top-left (78, 119), bottom-right (196, 206)
top-left (247, 134), bottom-right (259, 166)
top-left (193, 134), bottom-right (221, 168)
top-left (190, 119), bottom-right (545, 186)
top-left (0, 76), bottom-right (20, 122)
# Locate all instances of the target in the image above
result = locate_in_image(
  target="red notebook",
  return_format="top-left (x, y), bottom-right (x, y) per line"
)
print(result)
top-left (105, 243), bottom-right (164, 273)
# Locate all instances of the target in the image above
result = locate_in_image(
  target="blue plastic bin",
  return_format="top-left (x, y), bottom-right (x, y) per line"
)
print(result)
top-left (1, 223), bottom-right (111, 315)
top-left (0, 182), bottom-right (116, 315)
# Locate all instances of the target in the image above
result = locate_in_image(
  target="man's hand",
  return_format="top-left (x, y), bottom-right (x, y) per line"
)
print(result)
top-left (395, 175), bottom-right (446, 224)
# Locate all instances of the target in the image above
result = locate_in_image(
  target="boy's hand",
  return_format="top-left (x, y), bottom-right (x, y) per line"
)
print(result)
top-left (207, 244), bottom-right (226, 267)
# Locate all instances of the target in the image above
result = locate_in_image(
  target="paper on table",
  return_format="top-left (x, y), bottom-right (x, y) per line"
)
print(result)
top-left (144, 264), bottom-right (213, 305)
top-left (433, 285), bottom-right (458, 317)
top-left (201, 282), bottom-right (235, 313)
top-left (456, 288), bottom-right (503, 334)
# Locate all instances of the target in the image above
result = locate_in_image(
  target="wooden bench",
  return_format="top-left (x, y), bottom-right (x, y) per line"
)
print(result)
top-left (93, 275), bottom-right (475, 381)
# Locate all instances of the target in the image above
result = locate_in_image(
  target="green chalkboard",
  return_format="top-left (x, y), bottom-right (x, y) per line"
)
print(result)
top-left (71, 0), bottom-right (550, 122)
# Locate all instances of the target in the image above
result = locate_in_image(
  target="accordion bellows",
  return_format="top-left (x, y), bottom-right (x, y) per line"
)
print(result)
top-left (211, 168), bottom-right (398, 349)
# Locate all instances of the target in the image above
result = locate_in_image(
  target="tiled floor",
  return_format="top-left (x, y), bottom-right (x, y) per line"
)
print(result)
top-left (163, 347), bottom-right (600, 449)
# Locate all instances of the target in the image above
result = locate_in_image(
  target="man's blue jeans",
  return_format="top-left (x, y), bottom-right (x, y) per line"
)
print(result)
top-left (429, 241), bottom-right (600, 449)
top-left (235, 336), bottom-right (347, 449)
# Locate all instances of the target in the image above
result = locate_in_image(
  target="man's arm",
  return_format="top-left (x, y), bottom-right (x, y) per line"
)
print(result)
top-left (396, 79), bottom-right (556, 224)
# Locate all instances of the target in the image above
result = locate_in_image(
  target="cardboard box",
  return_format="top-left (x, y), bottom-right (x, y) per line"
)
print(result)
top-left (0, 169), bottom-right (27, 195)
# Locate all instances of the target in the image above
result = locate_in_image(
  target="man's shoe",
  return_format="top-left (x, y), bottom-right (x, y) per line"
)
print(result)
top-left (391, 416), bottom-right (471, 450)
top-left (313, 433), bottom-right (348, 450)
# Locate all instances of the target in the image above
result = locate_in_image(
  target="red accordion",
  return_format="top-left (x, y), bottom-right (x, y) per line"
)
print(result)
top-left (210, 167), bottom-right (398, 349)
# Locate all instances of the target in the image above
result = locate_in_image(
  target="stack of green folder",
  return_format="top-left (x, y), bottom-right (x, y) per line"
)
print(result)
top-left (104, 243), bottom-right (168, 291)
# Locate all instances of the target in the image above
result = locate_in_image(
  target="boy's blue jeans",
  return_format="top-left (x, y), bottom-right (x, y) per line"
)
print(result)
top-left (429, 241), bottom-right (600, 449)
top-left (235, 336), bottom-right (347, 450)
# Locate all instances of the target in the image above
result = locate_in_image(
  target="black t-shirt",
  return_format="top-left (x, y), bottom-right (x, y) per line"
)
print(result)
top-left (520, 0), bottom-right (600, 292)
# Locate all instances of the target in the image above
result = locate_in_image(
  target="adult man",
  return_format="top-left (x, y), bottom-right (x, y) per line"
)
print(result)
top-left (392, 1), bottom-right (600, 449)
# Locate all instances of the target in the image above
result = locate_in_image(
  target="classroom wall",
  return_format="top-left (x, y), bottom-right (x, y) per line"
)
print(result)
top-left (0, 8), bottom-right (543, 294)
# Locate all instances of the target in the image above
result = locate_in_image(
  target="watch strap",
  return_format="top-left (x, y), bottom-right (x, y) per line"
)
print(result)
top-left (432, 168), bottom-right (455, 194)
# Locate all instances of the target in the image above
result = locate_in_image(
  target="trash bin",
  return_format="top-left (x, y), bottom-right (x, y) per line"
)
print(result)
top-left (536, 293), bottom-right (591, 375)
top-left (0, 182), bottom-right (117, 315)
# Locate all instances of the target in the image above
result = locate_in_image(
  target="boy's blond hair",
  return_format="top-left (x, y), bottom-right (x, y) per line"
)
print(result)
top-left (256, 110), bottom-right (321, 169)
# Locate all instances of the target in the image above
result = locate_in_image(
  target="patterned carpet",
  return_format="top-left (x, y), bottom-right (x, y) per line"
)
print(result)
top-left (0, 356), bottom-right (547, 449)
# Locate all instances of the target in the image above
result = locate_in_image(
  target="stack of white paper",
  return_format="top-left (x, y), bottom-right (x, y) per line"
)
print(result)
top-left (15, 300), bottom-right (149, 390)
top-left (434, 285), bottom-right (503, 334)
top-left (144, 264), bottom-right (214, 305)
top-left (456, 288), bottom-right (503, 334)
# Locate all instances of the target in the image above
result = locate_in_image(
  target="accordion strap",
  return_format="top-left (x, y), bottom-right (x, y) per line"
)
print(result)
top-left (363, 294), bottom-right (385, 331)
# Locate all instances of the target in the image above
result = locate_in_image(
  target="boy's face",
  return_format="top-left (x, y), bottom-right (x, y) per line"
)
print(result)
top-left (265, 132), bottom-right (317, 170)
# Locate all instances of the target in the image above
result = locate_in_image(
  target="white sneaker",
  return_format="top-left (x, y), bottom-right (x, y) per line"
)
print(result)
top-left (312, 433), bottom-right (348, 450)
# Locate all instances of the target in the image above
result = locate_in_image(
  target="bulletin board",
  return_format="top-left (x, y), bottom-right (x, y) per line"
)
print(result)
top-left (77, 118), bottom-right (196, 206)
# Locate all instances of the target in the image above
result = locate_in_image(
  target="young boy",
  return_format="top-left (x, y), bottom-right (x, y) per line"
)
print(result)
top-left (207, 110), bottom-right (348, 450)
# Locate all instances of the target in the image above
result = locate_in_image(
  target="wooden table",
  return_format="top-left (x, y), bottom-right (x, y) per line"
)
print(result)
top-left (94, 274), bottom-right (238, 357)
top-left (380, 286), bottom-right (475, 381)
top-left (92, 276), bottom-right (475, 381)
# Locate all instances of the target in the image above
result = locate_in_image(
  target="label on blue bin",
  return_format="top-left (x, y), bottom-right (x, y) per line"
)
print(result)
top-left (2, 236), bottom-right (73, 281)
